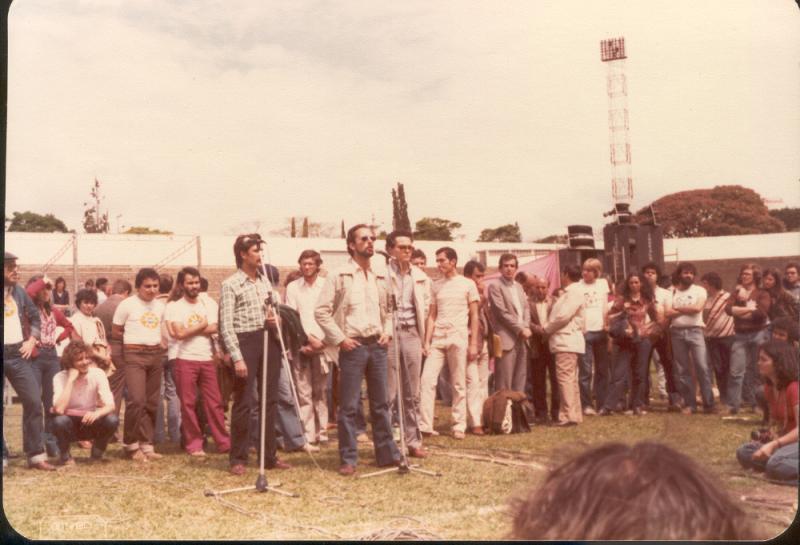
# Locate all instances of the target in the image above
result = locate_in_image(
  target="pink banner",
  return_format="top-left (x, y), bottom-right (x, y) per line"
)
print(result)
top-left (483, 251), bottom-right (561, 294)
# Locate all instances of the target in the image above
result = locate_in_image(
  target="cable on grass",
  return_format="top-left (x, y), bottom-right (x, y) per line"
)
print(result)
top-left (354, 516), bottom-right (444, 541)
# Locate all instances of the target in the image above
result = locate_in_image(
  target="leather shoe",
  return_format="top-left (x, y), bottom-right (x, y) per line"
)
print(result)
top-left (28, 460), bottom-right (57, 471)
top-left (470, 427), bottom-right (484, 436)
top-left (408, 447), bottom-right (428, 459)
top-left (339, 464), bottom-right (356, 476)
top-left (267, 459), bottom-right (292, 470)
top-left (229, 464), bottom-right (246, 476)
top-left (377, 458), bottom-right (402, 468)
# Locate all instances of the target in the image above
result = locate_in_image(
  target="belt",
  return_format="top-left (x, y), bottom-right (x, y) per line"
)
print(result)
top-left (123, 344), bottom-right (164, 353)
top-left (3, 341), bottom-right (23, 354)
top-left (352, 335), bottom-right (380, 345)
top-left (397, 323), bottom-right (417, 331)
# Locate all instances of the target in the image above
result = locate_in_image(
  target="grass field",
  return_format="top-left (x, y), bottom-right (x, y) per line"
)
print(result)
top-left (2, 399), bottom-right (797, 540)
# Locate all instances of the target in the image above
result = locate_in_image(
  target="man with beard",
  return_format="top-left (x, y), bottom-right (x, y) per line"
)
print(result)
top-left (165, 267), bottom-right (230, 457)
top-left (315, 224), bottom-right (400, 476)
top-left (666, 262), bottom-right (715, 414)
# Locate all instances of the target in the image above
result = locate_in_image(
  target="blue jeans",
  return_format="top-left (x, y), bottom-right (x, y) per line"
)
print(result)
top-left (52, 414), bottom-right (119, 460)
top-left (706, 336), bottom-right (733, 406)
top-left (603, 338), bottom-right (651, 411)
top-left (670, 327), bottom-right (714, 410)
top-left (260, 365), bottom-right (305, 452)
top-left (155, 358), bottom-right (181, 443)
top-left (3, 347), bottom-right (46, 464)
top-left (31, 347), bottom-right (61, 457)
top-left (337, 343), bottom-right (399, 467)
top-left (728, 329), bottom-right (769, 412)
top-left (579, 331), bottom-right (609, 410)
top-left (736, 441), bottom-right (799, 481)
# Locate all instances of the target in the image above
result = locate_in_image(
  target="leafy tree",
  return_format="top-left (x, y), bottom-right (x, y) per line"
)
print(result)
top-left (271, 217), bottom-right (336, 238)
top-left (123, 226), bottom-right (174, 235)
top-left (6, 211), bottom-right (69, 233)
top-left (413, 217), bottom-right (462, 241)
top-left (83, 178), bottom-right (110, 233)
top-left (535, 234), bottom-right (569, 244)
top-left (391, 183), bottom-right (412, 232)
top-left (477, 222), bottom-right (521, 242)
top-left (634, 185), bottom-right (785, 238)
top-left (769, 207), bottom-right (800, 231)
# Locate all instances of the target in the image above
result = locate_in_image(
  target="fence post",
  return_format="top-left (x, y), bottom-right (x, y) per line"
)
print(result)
top-left (72, 233), bottom-right (79, 294)
top-left (196, 235), bottom-right (202, 268)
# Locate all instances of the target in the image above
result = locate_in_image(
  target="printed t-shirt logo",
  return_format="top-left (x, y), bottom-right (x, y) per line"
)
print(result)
top-left (187, 313), bottom-right (203, 327)
top-left (4, 301), bottom-right (16, 318)
top-left (140, 311), bottom-right (160, 329)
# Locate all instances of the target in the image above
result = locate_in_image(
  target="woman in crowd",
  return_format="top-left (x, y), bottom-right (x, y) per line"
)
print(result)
top-left (600, 273), bottom-right (659, 416)
top-left (25, 277), bottom-right (74, 458)
top-left (52, 276), bottom-right (71, 316)
top-left (761, 268), bottom-right (799, 326)
top-left (735, 340), bottom-right (798, 481)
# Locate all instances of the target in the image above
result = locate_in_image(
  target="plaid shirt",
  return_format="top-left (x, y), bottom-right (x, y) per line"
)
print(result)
top-left (219, 269), bottom-right (273, 363)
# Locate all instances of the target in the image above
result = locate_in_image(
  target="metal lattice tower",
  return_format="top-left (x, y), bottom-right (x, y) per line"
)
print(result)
top-left (600, 37), bottom-right (633, 219)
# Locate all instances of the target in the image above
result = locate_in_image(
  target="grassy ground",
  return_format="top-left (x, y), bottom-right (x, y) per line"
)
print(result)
top-left (2, 399), bottom-right (797, 540)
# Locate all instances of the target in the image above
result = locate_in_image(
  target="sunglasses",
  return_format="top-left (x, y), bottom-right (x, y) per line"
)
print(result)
top-left (360, 236), bottom-right (377, 242)
top-left (395, 244), bottom-right (413, 251)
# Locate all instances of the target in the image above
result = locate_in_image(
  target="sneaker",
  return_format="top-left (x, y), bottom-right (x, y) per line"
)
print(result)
top-left (452, 430), bottom-right (465, 440)
top-left (317, 433), bottom-right (329, 444)
top-left (583, 407), bottom-right (597, 416)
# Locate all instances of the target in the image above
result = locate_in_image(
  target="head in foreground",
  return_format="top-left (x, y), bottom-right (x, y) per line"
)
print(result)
top-left (509, 441), bottom-right (754, 540)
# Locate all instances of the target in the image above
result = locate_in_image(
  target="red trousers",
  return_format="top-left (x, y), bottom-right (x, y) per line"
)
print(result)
top-left (174, 359), bottom-right (230, 453)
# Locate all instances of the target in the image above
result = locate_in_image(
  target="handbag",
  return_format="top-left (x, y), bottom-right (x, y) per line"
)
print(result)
top-left (609, 310), bottom-right (637, 345)
top-left (491, 334), bottom-right (503, 359)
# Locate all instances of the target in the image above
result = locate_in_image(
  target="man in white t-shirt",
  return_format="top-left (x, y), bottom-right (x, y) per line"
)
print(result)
top-left (666, 262), bottom-right (715, 414)
top-left (165, 267), bottom-right (230, 457)
top-left (420, 247), bottom-right (479, 440)
top-left (51, 340), bottom-right (118, 465)
top-left (111, 268), bottom-right (166, 461)
top-left (576, 258), bottom-right (610, 414)
top-left (643, 262), bottom-right (681, 410)
top-left (285, 249), bottom-right (333, 447)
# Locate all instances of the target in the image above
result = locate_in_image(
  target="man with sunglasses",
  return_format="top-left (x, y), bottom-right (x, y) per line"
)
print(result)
top-left (315, 224), bottom-right (401, 476)
top-left (384, 230), bottom-right (432, 459)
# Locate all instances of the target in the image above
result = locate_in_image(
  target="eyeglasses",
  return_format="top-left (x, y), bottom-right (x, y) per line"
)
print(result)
top-left (360, 236), bottom-right (377, 242)
top-left (395, 245), bottom-right (413, 251)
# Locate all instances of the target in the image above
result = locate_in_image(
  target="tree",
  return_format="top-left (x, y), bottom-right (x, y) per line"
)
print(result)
top-left (270, 217), bottom-right (337, 238)
top-left (535, 234), bottom-right (569, 244)
top-left (391, 183), bottom-right (412, 232)
top-left (83, 178), bottom-right (110, 233)
top-left (769, 207), bottom-right (800, 231)
top-left (302, 217), bottom-right (309, 237)
top-left (340, 220), bottom-right (346, 239)
top-left (290, 217), bottom-right (297, 238)
top-left (413, 217), bottom-right (462, 241)
top-left (6, 211), bottom-right (70, 233)
top-left (634, 185), bottom-right (786, 238)
top-left (123, 226), bottom-right (174, 235)
top-left (476, 222), bottom-right (521, 242)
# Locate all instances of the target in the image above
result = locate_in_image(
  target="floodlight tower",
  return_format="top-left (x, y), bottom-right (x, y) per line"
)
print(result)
top-left (600, 37), bottom-right (633, 222)
top-left (599, 37), bottom-right (664, 283)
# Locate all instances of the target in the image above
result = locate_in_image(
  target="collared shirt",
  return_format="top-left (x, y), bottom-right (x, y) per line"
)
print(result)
top-left (535, 301), bottom-right (550, 328)
top-left (219, 269), bottom-right (273, 363)
top-left (704, 290), bottom-right (734, 338)
top-left (53, 367), bottom-right (114, 415)
top-left (285, 276), bottom-right (325, 340)
top-left (345, 263), bottom-right (382, 338)
top-left (391, 262), bottom-right (416, 328)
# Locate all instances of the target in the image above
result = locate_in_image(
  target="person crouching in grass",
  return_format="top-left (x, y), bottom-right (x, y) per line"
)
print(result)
top-left (51, 340), bottom-right (118, 466)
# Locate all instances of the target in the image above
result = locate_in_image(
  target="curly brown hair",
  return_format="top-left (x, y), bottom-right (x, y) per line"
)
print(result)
top-left (60, 340), bottom-right (92, 371)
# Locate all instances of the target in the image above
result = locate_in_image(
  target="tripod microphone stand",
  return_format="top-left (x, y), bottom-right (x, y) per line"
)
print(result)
top-left (204, 266), bottom-right (298, 499)
top-left (360, 254), bottom-right (441, 479)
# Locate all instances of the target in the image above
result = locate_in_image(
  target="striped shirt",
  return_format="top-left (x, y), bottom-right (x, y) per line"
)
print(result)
top-left (219, 269), bottom-right (273, 363)
top-left (704, 290), bottom-right (735, 338)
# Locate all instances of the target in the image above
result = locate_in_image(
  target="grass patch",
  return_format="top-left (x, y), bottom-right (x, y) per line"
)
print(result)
top-left (2, 400), bottom-right (797, 540)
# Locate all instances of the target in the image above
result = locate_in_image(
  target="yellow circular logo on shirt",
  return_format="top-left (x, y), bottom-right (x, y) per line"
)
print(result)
top-left (140, 311), bottom-right (160, 329)
top-left (4, 303), bottom-right (15, 318)
top-left (187, 313), bottom-right (203, 327)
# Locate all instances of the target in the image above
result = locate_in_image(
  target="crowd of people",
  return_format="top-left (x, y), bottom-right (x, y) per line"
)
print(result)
top-left (3, 231), bottom-right (798, 483)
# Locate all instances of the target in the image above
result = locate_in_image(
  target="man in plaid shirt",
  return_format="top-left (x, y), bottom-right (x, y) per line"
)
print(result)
top-left (220, 234), bottom-right (291, 475)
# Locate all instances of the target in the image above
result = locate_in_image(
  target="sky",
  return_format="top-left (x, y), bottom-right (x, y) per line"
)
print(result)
top-left (6, 0), bottom-right (800, 241)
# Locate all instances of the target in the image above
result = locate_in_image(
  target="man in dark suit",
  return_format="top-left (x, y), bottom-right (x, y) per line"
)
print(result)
top-left (527, 275), bottom-right (559, 423)
top-left (488, 253), bottom-right (531, 394)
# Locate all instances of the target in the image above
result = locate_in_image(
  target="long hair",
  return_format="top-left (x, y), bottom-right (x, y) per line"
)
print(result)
top-left (761, 268), bottom-right (782, 297)
top-left (60, 340), bottom-right (91, 371)
top-left (738, 263), bottom-right (761, 287)
top-left (622, 273), bottom-right (654, 303)
top-left (759, 340), bottom-right (800, 391)
top-left (169, 266), bottom-right (201, 302)
top-left (509, 441), bottom-right (754, 540)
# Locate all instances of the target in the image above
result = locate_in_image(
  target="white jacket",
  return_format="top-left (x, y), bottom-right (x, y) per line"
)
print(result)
top-left (544, 282), bottom-right (586, 354)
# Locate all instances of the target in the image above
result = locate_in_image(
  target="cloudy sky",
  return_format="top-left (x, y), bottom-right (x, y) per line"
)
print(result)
top-left (6, 0), bottom-right (799, 240)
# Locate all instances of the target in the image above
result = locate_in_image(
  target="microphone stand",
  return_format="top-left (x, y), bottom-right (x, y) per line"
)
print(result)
top-left (359, 254), bottom-right (441, 479)
top-left (205, 265), bottom-right (298, 499)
